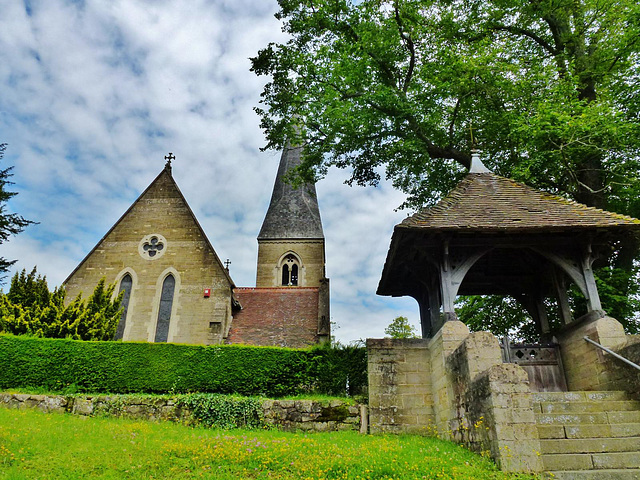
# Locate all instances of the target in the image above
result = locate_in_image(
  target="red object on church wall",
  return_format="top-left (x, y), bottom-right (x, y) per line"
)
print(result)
top-left (203, 288), bottom-right (211, 298)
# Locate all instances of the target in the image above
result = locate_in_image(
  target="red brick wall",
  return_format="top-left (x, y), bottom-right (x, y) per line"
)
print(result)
top-left (227, 288), bottom-right (319, 348)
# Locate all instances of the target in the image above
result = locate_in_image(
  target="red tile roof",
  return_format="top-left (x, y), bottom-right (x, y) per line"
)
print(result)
top-left (227, 288), bottom-right (319, 348)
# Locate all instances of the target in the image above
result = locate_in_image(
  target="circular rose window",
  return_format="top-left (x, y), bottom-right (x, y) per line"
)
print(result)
top-left (138, 234), bottom-right (167, 260)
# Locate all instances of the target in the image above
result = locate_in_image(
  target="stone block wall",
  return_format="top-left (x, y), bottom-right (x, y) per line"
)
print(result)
top-left (445, 332), bottom-right (503, 437)
top-left (611, 335), bottom-right (640, 398)
top-left (367, 338), bottom-right (434, 434)
top-left (367, 321), bottom-right (542, 472)
top-left (461, 365), bottom-right (542, 472)
top-left (256, 240), bottom-right (326, 288)
top-left (0, 393), bottom-right (363, 433)
top-left (428, 321), bottom-right (471, 438)
top-left (556, 315), bottom-right (629, 391)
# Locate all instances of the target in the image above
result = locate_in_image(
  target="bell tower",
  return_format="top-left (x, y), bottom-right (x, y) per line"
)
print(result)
top-left (256, 144), bottom-right (330, 341)
top-left (256, 144), bottom-right (326, 288)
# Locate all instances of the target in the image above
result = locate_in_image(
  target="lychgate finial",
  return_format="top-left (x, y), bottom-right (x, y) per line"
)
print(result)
top-left (469, 148), bottom-right (491, 174)
top-left (164, 152), bottom-right (175, 170)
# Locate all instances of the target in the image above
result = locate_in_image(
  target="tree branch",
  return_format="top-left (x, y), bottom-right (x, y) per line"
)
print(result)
top-left (490, 24), bottom-right (558, 56)
top-left (394, 3), bottom-right (416, 93)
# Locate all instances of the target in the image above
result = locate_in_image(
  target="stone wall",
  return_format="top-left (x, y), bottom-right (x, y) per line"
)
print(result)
top-left (445, 332), bottom-right (542, 472)
top-left (556, 315), bottom-right (630, 391)
top-left (612, 335), bottom-right (640, 398)
top-left (256, 240), bottom-right (326, 288)
top-left (367, 321), bottom-right (542, 472)
top-left (367, 338), bottom-right (433, 434)
top-left (0, 393), bottom-right (364, 433)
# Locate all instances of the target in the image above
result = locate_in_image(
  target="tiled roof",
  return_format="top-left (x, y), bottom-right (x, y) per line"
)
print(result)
top-left (400, 173), bottom-right (640, 232)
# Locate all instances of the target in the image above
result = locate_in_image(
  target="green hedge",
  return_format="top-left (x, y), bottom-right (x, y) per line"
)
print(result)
top-left (0, 334), bottom-right (366, 397)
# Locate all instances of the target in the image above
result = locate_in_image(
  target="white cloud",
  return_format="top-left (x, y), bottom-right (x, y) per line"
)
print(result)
top-left (0, 0), bottom-right (422, 343)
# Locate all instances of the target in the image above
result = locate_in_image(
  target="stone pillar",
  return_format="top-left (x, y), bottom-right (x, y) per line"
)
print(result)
top-left (465, 364), bottom-right (543, 472)
top-left (317, 278), bottom-right (330, 342)
top-left (444, 331), bottom-right (504, 444)
top-left (428, 320), bottom-right (470, 438)
top-left (367, 338), bottom-right (434, 434)
top-left (556, 315), bottom-right (629, 391)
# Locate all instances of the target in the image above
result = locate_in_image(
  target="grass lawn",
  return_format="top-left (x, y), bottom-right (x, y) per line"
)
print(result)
top-left (0, 408), bottom-right (539, 480)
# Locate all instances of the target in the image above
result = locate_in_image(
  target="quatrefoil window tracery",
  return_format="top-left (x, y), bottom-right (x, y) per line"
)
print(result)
top-left (143, 236), bottom-right (164, 257)
top-left (138, 234), bottom-right (167, 260)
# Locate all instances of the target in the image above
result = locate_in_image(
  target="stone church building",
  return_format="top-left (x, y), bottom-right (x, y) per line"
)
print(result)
top-left (64, 146), bottom-right (330, 348)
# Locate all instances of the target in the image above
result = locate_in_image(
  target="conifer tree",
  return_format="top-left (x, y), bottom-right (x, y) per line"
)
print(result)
top-left (0, 143), bottom-right (35, 278)
top-left (0, 268), bottom-right (122, 341)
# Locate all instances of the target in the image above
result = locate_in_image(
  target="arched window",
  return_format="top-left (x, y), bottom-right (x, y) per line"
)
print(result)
top-left (281, 254), bottom-right (300, 286)
top-left (114, 274), bottom-right (132, 340)
top-left (154, 274), bottom-right (175, 342)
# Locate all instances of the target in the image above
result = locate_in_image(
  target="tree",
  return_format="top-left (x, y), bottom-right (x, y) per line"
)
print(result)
top-left (252, 0), bottom-right (640, 333)
top-left (252, 0), bottom-right (639, 209)
top-left (385, 316), bottom-right (418, 338)
top-left (0, 143), bottom-right (35, 278)
top-left (0, 268), bottom-right (122, 341)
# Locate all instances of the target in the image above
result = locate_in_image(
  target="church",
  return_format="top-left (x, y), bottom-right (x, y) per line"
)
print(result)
top-left (63, 145), bottom-right (331, 348)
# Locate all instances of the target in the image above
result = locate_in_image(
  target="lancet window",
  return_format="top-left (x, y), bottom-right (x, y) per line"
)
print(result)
top-left (114, 274), bottom-right (132, 340)
top-left (154, 274), bottom-right (175, 342)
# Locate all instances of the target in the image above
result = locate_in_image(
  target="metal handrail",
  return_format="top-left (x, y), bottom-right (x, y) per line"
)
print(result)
top-left (584, 336), bottom-right (640, 372)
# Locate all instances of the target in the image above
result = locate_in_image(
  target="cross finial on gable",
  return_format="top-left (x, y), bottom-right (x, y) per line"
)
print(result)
top-left (224, 259), bottom-right (231, 272)
top-left (164, 152), bottom-right (175, 171)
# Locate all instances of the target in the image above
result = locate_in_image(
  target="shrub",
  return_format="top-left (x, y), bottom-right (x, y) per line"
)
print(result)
top-left (0, 334), bottom-right (367, 397)
top-left (0, 268), bottom-right (121, 340)
top-left (179, 393), bottom-right (264, 429)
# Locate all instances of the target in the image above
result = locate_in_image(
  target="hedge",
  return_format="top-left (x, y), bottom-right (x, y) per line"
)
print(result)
top-left (0, 334), bottom-right (367, 397)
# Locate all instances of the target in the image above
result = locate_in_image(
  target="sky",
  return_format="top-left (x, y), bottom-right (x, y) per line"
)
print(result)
top-left (0, 0), bottom-right (420, 343)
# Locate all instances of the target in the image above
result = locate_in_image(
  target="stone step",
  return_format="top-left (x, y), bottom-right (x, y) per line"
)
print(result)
top-left (540, 437), bottom-right (640, 454)
top-left (545, 469), bottom-right (640, 479)
top-left (536, 400), bottom-right (640, 414)
top-left (538, 423), bottom-right (640, 439)
top-left (533, 391), bottom-right (632, 403)
top-left (543, 452), bottom-right (640, 471)
top-left (536, 410), bottom-right (640, 425)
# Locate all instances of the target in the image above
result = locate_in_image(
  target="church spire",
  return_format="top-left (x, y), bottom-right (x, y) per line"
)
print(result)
top-left (258, 144), bottom-right (324, 240)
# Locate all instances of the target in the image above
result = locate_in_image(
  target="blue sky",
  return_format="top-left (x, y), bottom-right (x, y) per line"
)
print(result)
top-left (0, 0), bottom-right (418, 342)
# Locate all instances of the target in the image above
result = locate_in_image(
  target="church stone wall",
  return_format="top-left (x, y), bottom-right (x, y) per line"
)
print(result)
top-left (256, 240), bottom-right (325, 288)
top-left (65, 171), bottom-right (233, 345)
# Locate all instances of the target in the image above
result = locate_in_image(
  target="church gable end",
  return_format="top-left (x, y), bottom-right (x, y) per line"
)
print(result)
top-left (64, 166), bottom-right (234, 345)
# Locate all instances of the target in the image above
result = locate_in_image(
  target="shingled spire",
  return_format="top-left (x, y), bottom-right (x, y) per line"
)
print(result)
top-left (258, 144), bottom-right (324, 240)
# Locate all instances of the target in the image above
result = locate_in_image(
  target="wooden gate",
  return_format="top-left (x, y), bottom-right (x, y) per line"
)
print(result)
top-left (500, 337), bottom-right (567, 392)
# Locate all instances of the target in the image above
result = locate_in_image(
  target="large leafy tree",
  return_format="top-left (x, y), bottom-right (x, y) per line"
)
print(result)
top-left (0, 143), bottom-right (35, 278)
top-left (253, 0), bottom-right (640, 333)
top-left (252, 0), bottom-right (640, 209)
